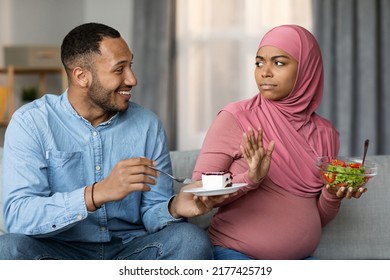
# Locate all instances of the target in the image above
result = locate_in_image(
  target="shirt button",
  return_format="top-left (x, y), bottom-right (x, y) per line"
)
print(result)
top-left (100, 226), bottom-right (107, 231)
top-left (93, 131), bottom-right (97, 136)
top-left (96, 165), bottom-right (101, 171)
top-left (77, 214), bottom-right (83, 220)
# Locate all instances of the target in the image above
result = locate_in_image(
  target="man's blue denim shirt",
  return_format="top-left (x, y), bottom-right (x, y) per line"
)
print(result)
top-left (2, 91), bottom-right (181, 243)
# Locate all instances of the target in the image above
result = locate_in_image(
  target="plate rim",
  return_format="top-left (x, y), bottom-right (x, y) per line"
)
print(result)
top-left (183, 183), bottom-right (247, 196)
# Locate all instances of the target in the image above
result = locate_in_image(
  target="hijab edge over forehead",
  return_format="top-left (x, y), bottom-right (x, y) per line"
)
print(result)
top-left (259, 25), bottom-right (301, 61)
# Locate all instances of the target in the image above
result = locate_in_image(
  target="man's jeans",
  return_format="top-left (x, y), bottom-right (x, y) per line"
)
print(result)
top-left (0, 222), bottom-right (212, 260)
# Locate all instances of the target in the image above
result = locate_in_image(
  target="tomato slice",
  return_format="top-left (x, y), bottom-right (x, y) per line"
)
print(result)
top-left (331, 159), bottom-right (346, 167)
top-left (349, 162), bottom-right (363, 168)
top-left (321, 172), bottom-right (335, 183)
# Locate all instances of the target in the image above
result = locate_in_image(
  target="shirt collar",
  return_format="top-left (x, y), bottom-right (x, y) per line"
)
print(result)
top-left (61, 89), bottom-right (118, 127)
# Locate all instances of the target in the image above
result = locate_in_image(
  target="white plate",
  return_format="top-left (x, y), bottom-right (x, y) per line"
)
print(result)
top-left (183, 183), bottom-right (247, 196)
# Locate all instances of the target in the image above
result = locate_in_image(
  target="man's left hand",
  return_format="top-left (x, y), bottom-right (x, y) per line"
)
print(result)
top-left (168, 181), bottom-right (230, 218)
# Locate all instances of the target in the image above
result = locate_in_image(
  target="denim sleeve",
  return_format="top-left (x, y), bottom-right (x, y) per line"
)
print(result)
top-left (2, 114), bottom-right (88, 236)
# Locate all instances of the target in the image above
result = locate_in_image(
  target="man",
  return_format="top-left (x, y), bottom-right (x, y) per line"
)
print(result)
top-left (0, 22), bottom-right (218, 259)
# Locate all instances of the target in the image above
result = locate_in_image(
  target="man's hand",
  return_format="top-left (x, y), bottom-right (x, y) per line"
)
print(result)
top-left (168, 182), bottom-right (231, 219)
top-left (87, 157), bottom-right (159, 210)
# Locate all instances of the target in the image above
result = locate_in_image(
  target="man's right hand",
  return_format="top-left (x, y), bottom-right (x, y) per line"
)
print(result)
top-left (85, 157), bottom-right (159, 211)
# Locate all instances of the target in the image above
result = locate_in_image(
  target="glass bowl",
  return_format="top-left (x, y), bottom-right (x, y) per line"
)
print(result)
top-left (316, 156), bottom-right (378, 191)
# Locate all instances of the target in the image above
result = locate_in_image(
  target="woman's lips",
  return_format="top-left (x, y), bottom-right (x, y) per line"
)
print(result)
top-left (259, 84), bottom-right (276, 90)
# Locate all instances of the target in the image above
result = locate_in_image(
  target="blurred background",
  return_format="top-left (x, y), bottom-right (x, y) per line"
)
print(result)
top-left (0, 0), bottom-right (389, 156)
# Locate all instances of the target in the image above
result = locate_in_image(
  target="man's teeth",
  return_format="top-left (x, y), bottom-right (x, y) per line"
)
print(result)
top-left (118, 91), bottom-right (131, 95)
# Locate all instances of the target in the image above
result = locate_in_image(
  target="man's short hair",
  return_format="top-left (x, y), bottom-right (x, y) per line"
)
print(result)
top-left (61, 22), bottom-right (121, 72)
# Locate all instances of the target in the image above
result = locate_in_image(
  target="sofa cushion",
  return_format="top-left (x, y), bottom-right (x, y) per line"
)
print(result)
top-left (169, 149), bottom-right (200, 194)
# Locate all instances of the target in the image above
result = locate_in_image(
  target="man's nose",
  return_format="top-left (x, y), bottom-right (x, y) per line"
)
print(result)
top-left (125, 69), bottom-right (137, 86)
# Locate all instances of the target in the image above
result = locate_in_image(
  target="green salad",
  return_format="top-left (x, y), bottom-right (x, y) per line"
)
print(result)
top-left (321, 159), bottom-right (366, 190)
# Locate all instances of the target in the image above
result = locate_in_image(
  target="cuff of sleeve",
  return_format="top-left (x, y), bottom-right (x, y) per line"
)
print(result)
top-left (160, 196), bottom-right (185, 224)
top-left (66, 187), bottom-right (89, 220)
top-left (320, 186), bottom-right (343, 203)
top-left (32, 187), bottom-right (88, 235)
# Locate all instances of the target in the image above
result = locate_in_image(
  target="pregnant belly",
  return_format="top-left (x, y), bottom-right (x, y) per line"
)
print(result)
top-left (209, 183), bottom-right (322, 259)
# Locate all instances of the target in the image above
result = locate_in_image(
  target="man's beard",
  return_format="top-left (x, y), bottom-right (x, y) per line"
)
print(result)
top-left (87, 73), bottom-right (128, 114)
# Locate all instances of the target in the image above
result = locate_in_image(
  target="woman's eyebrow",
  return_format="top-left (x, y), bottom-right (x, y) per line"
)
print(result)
top-left (256, 55), bottom-right (290, 60)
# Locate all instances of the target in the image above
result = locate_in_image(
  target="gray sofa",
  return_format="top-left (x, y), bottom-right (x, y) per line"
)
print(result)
top-left (1, 148), bottom-right (389, 259)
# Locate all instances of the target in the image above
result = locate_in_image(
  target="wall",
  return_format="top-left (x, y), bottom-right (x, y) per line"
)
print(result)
top-left (0, 0), bottom-right (82, 67)
top-left (84, 0), bottom-right (133, 45)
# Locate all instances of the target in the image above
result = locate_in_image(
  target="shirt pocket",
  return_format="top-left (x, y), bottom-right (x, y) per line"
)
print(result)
top-left (46, 150), bottom-right (84, 192)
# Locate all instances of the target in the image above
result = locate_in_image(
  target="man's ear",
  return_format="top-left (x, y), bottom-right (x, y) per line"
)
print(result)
top-left (73, 67), bottom-right (92, 88)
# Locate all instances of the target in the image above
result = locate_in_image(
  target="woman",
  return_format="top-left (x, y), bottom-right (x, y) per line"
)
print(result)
top-left (192, 25), bottom-right (366, 259)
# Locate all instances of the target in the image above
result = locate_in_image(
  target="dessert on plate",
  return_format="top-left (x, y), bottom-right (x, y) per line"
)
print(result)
top-left (201, 171), bottom-right (233, 190)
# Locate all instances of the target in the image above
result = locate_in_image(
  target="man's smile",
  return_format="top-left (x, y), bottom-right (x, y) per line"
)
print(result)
top-left (118, 90), bottom-right (131, 95)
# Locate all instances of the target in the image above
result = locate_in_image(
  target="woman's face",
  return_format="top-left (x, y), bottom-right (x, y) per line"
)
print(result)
top-left (255, 45), bottom-right (298, 101)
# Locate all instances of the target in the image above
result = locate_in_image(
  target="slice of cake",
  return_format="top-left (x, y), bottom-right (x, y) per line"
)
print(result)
top-left (201, 171), bottom-right (233, 190)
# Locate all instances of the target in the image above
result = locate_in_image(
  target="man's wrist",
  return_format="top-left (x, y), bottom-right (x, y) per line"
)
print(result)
top-left (168, 196), bottom-right (181, 219)
top-left (91, 182), bottom-right (101, 210)
top-left (85, 182), bottom-right (102, 211)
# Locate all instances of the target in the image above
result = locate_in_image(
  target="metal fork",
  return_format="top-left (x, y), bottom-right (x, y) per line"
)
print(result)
top-left (150, 166), bottom-right (194, 184)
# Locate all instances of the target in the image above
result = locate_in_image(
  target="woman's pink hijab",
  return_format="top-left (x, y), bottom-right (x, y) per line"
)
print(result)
top-left (250, 25), bottom-right (339, 196)
top-left (259, 24), bottom-right (323, 131)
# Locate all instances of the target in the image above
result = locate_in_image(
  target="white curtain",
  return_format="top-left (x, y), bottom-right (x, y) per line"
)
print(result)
top-left (313, 0), bottom-right (390, 156)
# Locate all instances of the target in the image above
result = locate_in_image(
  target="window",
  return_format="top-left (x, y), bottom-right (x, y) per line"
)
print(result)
top-left (176, 0), bottom-right (312, 150)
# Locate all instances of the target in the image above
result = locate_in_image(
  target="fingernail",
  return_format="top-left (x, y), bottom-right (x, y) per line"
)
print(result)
top-left (339, 187), bottom-right (345, 192)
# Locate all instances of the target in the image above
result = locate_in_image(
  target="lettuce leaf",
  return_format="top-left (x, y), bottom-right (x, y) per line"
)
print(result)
top-left (324, 164), bottom-right (365, 189)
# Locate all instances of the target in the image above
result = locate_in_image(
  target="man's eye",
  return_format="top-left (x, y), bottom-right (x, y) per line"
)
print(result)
top-left (115, 68), bottom-right (124, 73)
